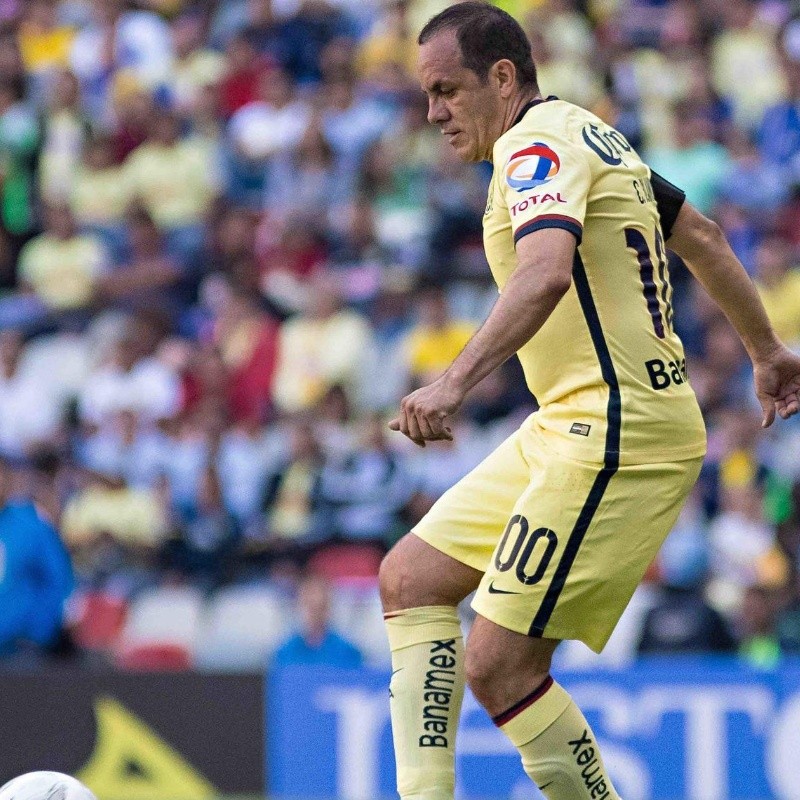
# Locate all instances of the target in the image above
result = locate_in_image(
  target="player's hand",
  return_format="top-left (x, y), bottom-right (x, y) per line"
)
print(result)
top-left (388, 376), bottom-right (464, 447)
top-left (752, 344), bottom-right (800, 427)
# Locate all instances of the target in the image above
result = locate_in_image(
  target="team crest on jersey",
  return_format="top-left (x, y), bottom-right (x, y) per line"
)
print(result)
top-left (505, 142), bottom-right (560, 192)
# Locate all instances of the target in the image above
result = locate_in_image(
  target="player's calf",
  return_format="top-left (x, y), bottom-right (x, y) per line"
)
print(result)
top-left (385, 607), bottom-right (464, 800)
top-left (464, 620), bottom-right (556, 716)
top-left (381, 535), bottom-right (482, 800)
top-left (466, 616), bottom-right (622, 800)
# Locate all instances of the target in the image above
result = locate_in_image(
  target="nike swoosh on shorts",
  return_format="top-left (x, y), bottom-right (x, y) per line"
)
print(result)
top-left (487, 581), bottom-right (520, 595)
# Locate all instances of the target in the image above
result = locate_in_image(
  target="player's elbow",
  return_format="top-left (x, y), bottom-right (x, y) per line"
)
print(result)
top-left (672, 204), bottom-right (725, 261)
top-left (516, 256), bottom-right (572, 296)
top-left (534, 266), bottom-right (572, 300)
top-left (693, 214), bottom-right (725, 252)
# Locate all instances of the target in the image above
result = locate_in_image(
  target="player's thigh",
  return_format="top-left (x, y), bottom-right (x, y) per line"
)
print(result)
top-left (412, 426), bottom-right (532, 574)
top-left (472, 448), bottom-right (702, 652)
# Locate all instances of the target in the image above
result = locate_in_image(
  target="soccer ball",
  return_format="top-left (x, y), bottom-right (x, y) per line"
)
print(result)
top-left (0, 772), bottom-right (97, 800)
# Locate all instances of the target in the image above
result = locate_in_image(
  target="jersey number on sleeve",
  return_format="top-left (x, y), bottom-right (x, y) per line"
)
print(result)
top-left (624, 226), bottom-right (673, 338)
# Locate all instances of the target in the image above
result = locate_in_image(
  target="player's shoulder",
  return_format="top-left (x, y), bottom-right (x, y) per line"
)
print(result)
top-left (493, 98), bottom-right (599, 164)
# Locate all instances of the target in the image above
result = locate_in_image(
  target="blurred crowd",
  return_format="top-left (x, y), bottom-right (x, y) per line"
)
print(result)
top-left (0, 0), bottom-right (799, 670)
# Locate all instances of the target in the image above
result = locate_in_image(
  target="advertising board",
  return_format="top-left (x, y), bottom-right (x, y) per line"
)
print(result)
top-left (0, 669), bottom-right (264, 799)
top-left (268, 659), bottom-right (800, 800)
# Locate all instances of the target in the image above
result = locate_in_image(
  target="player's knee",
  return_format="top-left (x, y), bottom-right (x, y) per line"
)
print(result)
top-left (464, 644), bottom-right (501, 705)
top-left (380, 533), bottom-right (478, 611)
top-left (379, 541), bottom-right (413, 611)
top-left (465, 640), bottom-right (550, 712)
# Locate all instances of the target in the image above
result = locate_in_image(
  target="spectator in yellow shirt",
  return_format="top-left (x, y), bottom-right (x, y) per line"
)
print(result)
top-left (710, 0), bottom-right (786, 130)
top-left (18, 1), bottom-right (75, 82)
top-left (61, 459), bottom-right (169, 575)
top-left (124, 108), bottom-right (218, 265)
top-left (404, 283), bottom-right (475, 387)
top-left (754, 235), bottom-right (800, 347)
top-left (70, 133), bottom-right (132, 259)
top-left (357, 0), bottom-right (417, 82)
top-left (272, 272), bottom-right (374, 413)
top-left (0, 203), bottom-right (108, 331)
top-left (38, 69), bottom-right (89, 206)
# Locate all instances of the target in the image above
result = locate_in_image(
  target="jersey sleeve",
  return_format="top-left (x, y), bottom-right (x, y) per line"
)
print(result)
top-left (496, 133), bottom-right (591, 246)
top-left (648, 169), bottom-right (686, 240)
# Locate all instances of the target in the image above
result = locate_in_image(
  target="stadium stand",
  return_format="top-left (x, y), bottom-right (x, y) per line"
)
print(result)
top-left (0, 0), bottom-right (798, 671)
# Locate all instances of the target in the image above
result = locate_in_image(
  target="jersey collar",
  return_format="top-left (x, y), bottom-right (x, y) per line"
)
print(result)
top-left (512, 95), bottom-right (559, 128)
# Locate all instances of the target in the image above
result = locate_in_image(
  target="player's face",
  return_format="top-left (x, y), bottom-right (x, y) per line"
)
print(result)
top-left (418, 31), bottom-right (504, 162)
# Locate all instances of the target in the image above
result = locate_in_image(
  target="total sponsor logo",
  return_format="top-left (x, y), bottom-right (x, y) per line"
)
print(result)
top-left (510, 192), bottom-right (567, 217)
top-left (505, 141), bottom-right (561, 192)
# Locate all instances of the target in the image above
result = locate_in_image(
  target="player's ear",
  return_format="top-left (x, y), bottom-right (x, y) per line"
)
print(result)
top-left (493, 59), bottom-right (517, 98)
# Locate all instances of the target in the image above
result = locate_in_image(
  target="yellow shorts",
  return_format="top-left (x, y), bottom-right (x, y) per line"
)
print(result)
top-left (413, 418), bottom-right (702, 652)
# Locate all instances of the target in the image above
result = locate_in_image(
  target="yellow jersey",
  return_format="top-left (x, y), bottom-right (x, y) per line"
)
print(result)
top-left (484, 97), bottom-right (706, 466)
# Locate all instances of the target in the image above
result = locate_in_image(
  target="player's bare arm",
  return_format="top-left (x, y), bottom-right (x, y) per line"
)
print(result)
top-left (667, 202), bottom-right (800, 426)
top-left (389, 227), bottom-right (574, 446)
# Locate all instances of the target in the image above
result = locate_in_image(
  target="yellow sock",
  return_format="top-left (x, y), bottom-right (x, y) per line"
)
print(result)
top-left (495, 677), bottom-right (621, 800)
top-left (384, 606), bottom-right (464, 800)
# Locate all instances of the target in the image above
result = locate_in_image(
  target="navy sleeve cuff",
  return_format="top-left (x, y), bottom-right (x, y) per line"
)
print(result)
top-left (513, 215), bottom-right (583, 246)
top-left (649, 169), bottom-right (686, 240)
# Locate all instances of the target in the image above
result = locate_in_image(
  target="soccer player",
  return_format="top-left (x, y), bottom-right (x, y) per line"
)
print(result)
top-left (381, 4), bottom-right (800, 799)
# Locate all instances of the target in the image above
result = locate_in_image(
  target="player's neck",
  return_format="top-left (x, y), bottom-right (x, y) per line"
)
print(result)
top-left (493, 91), bottom-right (543, 157)
top-left (507, 91), bottom-right (543, 130)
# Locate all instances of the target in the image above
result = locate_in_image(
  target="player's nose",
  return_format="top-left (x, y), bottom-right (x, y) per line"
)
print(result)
top-left (427, 97), bottom-right (449, 125)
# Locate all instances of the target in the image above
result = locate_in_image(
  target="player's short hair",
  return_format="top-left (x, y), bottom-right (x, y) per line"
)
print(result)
top-left (418, 1), bottom-right (538, 89)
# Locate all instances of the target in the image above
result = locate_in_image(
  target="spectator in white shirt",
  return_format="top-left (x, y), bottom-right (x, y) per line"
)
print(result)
top-left (70, 0), bottom-right (174, 117)
top-left (228, 66), bottom-right (310, 162)
top-left (79, 313), bottom-right (180, 428)
top-left (0, 329), bottom-right (62, 457)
